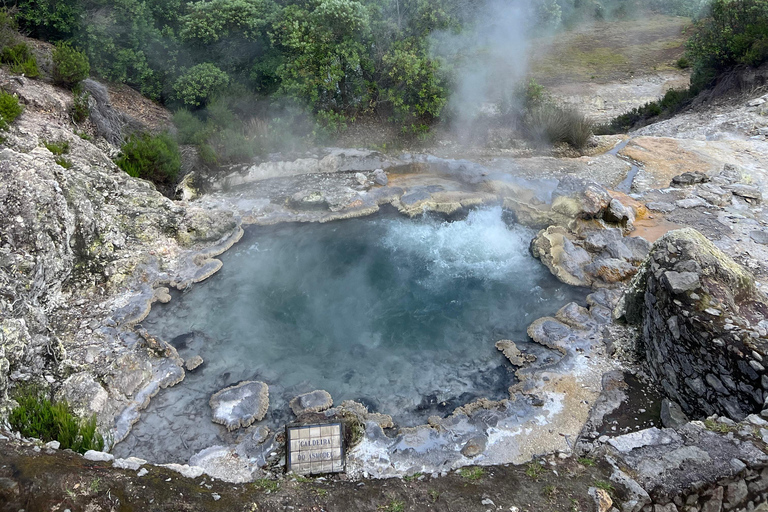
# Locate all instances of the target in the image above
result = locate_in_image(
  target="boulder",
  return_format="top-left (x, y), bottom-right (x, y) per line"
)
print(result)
top-left (551, 176), bottom-right (612, 220)
top-left (209, 381), bottom-right (269, 431)
top-left (495, 340), bottom-right (535, 366)
top-left (660, 399), bottom-right (689, 428)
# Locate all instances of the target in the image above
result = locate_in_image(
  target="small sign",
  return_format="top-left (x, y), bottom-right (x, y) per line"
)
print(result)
top-left (286, 422), bottom-right (345, 475)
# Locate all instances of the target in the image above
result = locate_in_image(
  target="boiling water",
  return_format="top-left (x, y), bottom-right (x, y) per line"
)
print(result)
top-left (115, 208), bottom-right (585, 462)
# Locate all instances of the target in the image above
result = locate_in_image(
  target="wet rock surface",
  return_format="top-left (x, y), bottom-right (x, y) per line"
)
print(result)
top-left (209, 381), bottom-right (270, 431)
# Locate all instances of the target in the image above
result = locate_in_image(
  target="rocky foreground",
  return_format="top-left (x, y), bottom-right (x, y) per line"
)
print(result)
top-left (3, 60), bottom-right (768, 511)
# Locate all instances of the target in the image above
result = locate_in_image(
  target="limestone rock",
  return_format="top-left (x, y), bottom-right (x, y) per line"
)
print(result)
top-left (209, 381), bottom-right (269, 431)
top-left (83, 450), bottom-right (114, 462)
top-left (288, 190), bottom-right (330, 211)
top-left (551, 176), bottom-right (612, 219)
top-left (372, 169), bottom-right (388, 186)
top-left (495, 340), bottom-right (535, 366)
top-left (726, 183), bottom-right (762, 202)
top-left (531, 226), bottom-right (593, 287)
top-left (289, 389), bottom-right (333, 416)
top-left (55, 373), bottom-right (109, 418)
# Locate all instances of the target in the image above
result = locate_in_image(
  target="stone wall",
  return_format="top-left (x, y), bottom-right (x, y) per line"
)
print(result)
top-left (617, 228), bottom-right (768, 421)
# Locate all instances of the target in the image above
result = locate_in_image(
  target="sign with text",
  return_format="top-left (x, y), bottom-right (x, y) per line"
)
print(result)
top-left (286, 422), bottom-right (345, 475)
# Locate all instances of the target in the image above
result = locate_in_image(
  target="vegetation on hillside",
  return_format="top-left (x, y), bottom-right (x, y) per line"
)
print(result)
top-left (599, 0), bottom-right (768, 133)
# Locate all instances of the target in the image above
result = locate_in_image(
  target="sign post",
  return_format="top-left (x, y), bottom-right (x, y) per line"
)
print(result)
top-left (285, 422), bottom-right (345, 476)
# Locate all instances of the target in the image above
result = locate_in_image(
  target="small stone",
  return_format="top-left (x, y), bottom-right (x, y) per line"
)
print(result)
top-left (212, 493), bottom-right (221, 501)
top-left (746, 414), bottom-right (768, 426)
top-left (662, 271), bottom-right (700, 294)
top-left (372, 169), bottom-right (388, 186)
top-left (646, 202), bottom-right (676, 213)
top-left (729, 458), bottom-right (747, 474)
top-left (137, 468), bottom-right (148, 477)
top-left (83, 450), bottom-right (114, 462)
top-left (481, 498), bottom-right (495, 506)
top-left (589, 487), bottom-right (613, 512)
top-left (113, 457), bottom-right (146, 471)
top-left (461, 436), bottom-right (487, 458)
top-left (45, 441), bottom-right (60, 450)
top-left (354, 172), bottom-right (368, 186)
top-left (726, 480), bottom-right (748, 505)
top-left (184, 355), bottom-right (204, 371)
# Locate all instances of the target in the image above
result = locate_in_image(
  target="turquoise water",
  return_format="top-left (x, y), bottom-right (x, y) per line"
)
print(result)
top-left (115, 208), bottom-right (584, 462)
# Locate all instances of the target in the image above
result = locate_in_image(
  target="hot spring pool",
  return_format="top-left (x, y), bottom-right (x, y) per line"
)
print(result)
top-left (114, 207), bottom-right (586, 462)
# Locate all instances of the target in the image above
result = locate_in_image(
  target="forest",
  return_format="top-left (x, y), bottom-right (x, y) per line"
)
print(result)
top-left (1, 0), bottom-right (767, 172)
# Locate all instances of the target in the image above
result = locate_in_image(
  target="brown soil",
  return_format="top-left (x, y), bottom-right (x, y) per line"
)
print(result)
top-left (0, 439), bottom-right (615, 512)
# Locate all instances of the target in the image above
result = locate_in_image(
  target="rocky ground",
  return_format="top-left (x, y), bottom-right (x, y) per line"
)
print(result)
top-left (3, 15), bottom-right (768, 512)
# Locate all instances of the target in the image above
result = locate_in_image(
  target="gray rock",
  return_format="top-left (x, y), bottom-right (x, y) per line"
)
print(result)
top-left (662, 271), bottom-right (701, 294)
top-left (461, 436), bottom-right (487, 458)
top-left (675, 196), bottom-right (709, 209)
top-left (184, 355), bottom-right (204, 371)
top-left (289, 190), bottom-right (330, 210)
top-left (289, 389), bottom-right (333, 416)
top-left (113, 457), bottom-right (146, 470)
top-left (372, 168), bottom-right (388, 186)
top-left (44, 441), bottom-right (60, 450)
top-left (671, 171), bottom-right (709, 187)
top-left (750, 230), bottom-right (768, 245)
top-left (83, 450), bottom-right (114, 462)
top-left (646, 202), bottom-right (676, 213)
top-left (604, 198), bottom-right (631, 224)
top-left (726, 183), bottom-right (762, 202)
top-left (726, 479), bottom-right (748, 505)
top-left (661, 399), bottom-right (689, 428)
top-left (209, 380), bottom-right (269, 431)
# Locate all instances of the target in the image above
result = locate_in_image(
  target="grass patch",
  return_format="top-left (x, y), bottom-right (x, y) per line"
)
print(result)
top-left (428, 489), bottom-right (440, 502)
top-left (76, 131), bottom-right (92, 140)
top-left (578, 457), bottom-right (596, 467)
top-left (402, 472), bottom-right (422, 482)
top-left (379, 500), bottom-right (405, 512)
top-left (524, 103), bottom-right (594, 149)
top-left (44, 140), bottom-right (70, 155)
top-left (594, 480), bottom-right (615, 494)
top-left (458, 467), bottom-right (485, 481)
top-left (703, 418), bottom-right (736, 434)
top-left (525, 461), bottom-right (546, 479)
top-left (55, 157), bottom-right (73, 169)
top-left (0, 90), bottom-right (23, 130)
top-left (9, 386), bottom-right (105, 454)
top-left (252, 479), bottom-right (279, 493)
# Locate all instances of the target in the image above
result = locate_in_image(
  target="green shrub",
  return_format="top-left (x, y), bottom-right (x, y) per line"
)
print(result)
top-left (0, 9), bottom-right (17, 49)
top-left (676, 56), bottom-right (691, 69)
top-left (9, 387), bottom-right (105, 454)
top-left (0, 90), bottom-right (23, 130)
top-left (524, 103), bottom-right (594, 149)
top-left (173, 108), bottom-right (209, 145)
top-left (44, 140), bottom-right (70, 155)
top-left (52, 42), bottom-right (90, 88)
top-left (173, 63), bottom-right (230, 108)
top-left (71, 84), bottom-right (90, 123)
top-left (115, 132), bottom-right (181, 186)
top-left (1, 43), bottom-right (40, 78)
top-left (687, 0), bottom-right (768, 90)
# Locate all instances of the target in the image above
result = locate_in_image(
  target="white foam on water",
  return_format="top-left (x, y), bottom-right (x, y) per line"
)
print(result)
top-left (380, 207), bottom-right (536, 283)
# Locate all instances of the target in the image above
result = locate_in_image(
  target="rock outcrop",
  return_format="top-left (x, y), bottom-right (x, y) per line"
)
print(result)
top-left (617, 228), bottom-right (768, 421)
top-left (0, 68), bottom-right (239, 433)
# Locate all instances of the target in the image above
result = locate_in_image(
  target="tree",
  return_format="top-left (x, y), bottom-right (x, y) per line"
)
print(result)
top-left (173, 63), bottom-right (230, 107)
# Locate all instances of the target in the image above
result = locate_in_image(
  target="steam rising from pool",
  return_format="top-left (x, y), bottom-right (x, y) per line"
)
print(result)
top-left (115, 208), bottom-right (585, 462)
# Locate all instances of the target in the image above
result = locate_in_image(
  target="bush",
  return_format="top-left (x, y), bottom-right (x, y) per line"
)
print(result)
top-left (524, 103), bottom-right (594, 149)
top-left (173, 108), bottom-right (209, 145)
top-left (9, 387), bottom-right (105, 454)
top-left (173, 63), bottom-right (230, 108)
top-left (71, 85), bottom-right (90, 123)
top-left (687, 0), bottom-right (768, 90)
top-left (1, 43), bottom-right (40, 78)
top-left (0, 9), bottom-right (17, 49)
top-left (44, 140), bottom-right (70, 155)
top-left (52, 42), bottom-right (90, 88)
top-left (0, 90), bottom-right (23, 130)
top-left (115, 132), bottom-right (181, 185)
